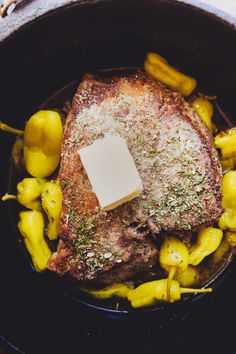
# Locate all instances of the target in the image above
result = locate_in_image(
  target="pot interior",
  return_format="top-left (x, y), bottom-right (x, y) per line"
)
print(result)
top-left (1, 0), bottom-right (236, 315)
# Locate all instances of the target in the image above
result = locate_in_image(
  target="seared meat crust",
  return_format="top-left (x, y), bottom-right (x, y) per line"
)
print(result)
top-left (48, 72), bottom-right (223, 283)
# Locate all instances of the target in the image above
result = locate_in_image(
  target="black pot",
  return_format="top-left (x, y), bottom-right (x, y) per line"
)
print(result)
top-left (1, 0), bottom-right (236, 353)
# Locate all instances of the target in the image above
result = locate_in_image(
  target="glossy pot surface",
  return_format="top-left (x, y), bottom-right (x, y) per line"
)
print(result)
top-left (1, 0), bottom-right (236, 352)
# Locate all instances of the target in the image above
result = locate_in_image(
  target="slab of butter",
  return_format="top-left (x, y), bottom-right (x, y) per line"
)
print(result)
top-left (78, 135), bottom-right (143, 211)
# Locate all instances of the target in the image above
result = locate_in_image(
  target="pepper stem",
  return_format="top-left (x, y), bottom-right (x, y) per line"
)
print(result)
top-left (167, 266), bottom-right (176, 302)
top-left (180, 287), bottom-right (212, 294)
top-left (0, 121), bottom-right (24, 135)
top-left (2, 194), bottom-right (17, 201)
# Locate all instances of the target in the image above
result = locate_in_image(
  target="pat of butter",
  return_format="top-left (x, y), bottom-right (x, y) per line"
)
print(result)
top-left (78, 135), bottom-right (143, 211)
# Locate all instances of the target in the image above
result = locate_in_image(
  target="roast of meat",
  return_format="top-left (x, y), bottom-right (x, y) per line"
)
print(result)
top-left (48, 72), bottom-right (223, 284)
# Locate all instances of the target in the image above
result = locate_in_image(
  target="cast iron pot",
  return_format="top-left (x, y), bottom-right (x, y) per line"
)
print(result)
top-left (1, 0), bottom-right (236, 352)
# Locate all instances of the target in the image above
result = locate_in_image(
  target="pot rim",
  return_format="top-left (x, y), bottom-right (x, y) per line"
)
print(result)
top-left (0, 0), bottom-right (235, 43)
top-left (178, 0), bottom-right (236, 27)
top-left (1, 0), bottom-right (236, 315)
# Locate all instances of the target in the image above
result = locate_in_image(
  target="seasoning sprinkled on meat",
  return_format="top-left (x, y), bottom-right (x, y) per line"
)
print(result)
top-left (48, 72), bottom-right (223, 284)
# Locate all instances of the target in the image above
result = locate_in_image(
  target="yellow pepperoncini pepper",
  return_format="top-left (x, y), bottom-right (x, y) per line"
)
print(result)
top-left (0, 122), bottom-right (24, 168)
top-left (215, 127), bottom-right (236, 160)
top-left (0, 121), bottom-right (24, 135)
top-left (211, 237), bottom-right (231, 266)
top-left (218, 171), bottom-right (236, 231)
top-left (17, 178), bottom-right (46, 210)
top-left (82, 283), bottom-right (134, 299)
top-left (11, 137), bottom-right (24, 168)
top-left (220, 157), bottom-right (236, 172)
top-left (218, 209), bottom-right (236, 231)
top-left (191, 98), bottom-right (214, 131)
top-left (41, 181), bottom-right (62, 240)
top-left (222, 171), bottom-right (236, 209)
top-left (18, 210), bottom-right (52, 272)
top-left (1, 111), bottom-right (63, 178)
top-left (225, 231), bottom-right (236, 248)
top-left (2, 178), bottom-right (46, 210)
top-left (24, 110), bottom-right (63, 178)
top-left (127, 279), bottom-right (212, 308)
top-left (174, 265), bottom-right (200, 287)
top-left (189, 227), bottom-right (223, 266)
top-left (144, 52), bottom-right (197, 96)
top-left (159, 236), bottom-right (189, 300)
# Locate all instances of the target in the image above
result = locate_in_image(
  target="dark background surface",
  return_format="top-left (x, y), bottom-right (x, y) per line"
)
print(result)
top-left (1, 273), bottom-right (236, 354)
top-left (1, 1), bottom-right (236, 353)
